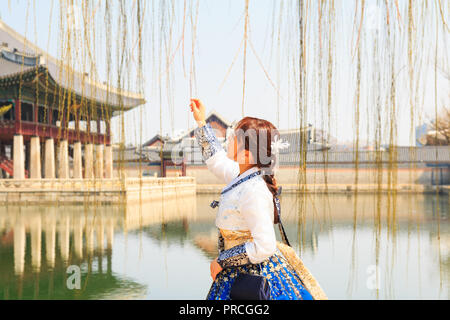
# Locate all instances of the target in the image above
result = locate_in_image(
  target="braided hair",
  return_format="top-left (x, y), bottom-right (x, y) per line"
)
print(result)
top-left (234, 117), bottom-right (280, 224)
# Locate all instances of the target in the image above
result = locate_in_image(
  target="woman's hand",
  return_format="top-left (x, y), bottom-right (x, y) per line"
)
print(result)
top-left (190, 98), bottom-right (206, 127)
top-left (210, 258), bottom-right (223, 281)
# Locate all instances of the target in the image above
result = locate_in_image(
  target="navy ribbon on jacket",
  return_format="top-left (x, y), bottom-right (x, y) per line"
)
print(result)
top-left (210, 171), bottom-right (262, 208)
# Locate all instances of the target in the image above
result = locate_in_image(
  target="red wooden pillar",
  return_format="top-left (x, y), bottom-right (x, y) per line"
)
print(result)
top-left (182, 159), bottom-right (186, 177)
top-left (87, 107), bottom-right (91, 143)
top-left (34, 102), bottom-right (38, 136)
top-left (0, 142), bottom-right (5, 157)
top-left (14, 99), bottom-right (21, 134)
top-left (61, 104), bottom-right (67, 140)
top-left (106, 119), bottom-right (111, 145)
top-left (162, 160), bottom-right (166, 177)
top-left (48, 107), bottom-right (52, 125)
top-left (48, 106), bottom-right (53, 138)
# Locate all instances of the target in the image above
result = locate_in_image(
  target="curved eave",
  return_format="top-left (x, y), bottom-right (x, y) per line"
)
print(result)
top-left (0, 64), bottom-right (146, 113)
top-left (0, 65), bottom-right (42, 86)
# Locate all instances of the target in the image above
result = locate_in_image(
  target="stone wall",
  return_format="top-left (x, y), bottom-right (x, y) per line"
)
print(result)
top-left (0, 177), bottom-right (196, 204)
top-left (110, 163), bottom-right (449, 187)
top-left (186, 165), bottom-right (449, 185)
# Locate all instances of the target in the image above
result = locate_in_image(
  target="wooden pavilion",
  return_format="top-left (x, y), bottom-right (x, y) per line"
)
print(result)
top-left (0, 20), bottom-right (145, 179)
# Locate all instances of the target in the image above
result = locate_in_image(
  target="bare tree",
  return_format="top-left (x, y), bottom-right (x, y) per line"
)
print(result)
top-left (428, 106), bottom-right (450, 146)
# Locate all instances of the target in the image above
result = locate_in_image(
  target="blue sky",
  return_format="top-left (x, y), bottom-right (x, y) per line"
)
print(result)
top-left (1, 0), bottom-right (448, 146)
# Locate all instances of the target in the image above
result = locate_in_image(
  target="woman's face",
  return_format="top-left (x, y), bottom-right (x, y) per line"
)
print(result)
top-left (226, 131), bottom-right (254, 165)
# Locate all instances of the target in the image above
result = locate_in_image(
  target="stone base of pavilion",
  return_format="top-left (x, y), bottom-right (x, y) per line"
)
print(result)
top-left (0, 177), bottom-right (196, 204)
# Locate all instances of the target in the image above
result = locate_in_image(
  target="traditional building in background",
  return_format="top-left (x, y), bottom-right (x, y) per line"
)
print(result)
top-left (132, 113), bottom-right (450, 186)
top-left (134, 112), bottom-right (332, 177)
top-left (0, 20), bottom-right (144, 180)
top-left (137, 111), bottom-right (232, 177)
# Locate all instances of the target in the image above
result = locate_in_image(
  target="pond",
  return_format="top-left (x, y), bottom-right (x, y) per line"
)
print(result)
top-left (0, 193), bottom-right (448, 300)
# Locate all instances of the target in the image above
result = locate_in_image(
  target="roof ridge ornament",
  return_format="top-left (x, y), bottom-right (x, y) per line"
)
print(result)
top-left (0, 47), bottom-right (40, 66)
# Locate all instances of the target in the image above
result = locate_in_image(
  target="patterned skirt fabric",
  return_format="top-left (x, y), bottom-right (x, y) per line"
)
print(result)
top-left (206, 253), bottom-right (313, 300)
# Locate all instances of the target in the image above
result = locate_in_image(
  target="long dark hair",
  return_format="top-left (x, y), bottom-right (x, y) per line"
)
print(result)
top-left (235, 117), bottom-right (280, 224)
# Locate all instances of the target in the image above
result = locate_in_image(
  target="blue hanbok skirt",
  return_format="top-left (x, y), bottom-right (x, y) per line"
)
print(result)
top-left (206, 253), bottom-right (313, 300)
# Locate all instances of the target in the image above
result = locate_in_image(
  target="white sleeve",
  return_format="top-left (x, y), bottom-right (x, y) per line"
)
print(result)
top-left (240, 186), bottom-right (277, 264)
top-left (194, 123), bottom-right (239, 184)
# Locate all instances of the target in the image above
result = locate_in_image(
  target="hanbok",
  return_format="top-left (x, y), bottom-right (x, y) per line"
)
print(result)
top-left (194, 123), bottom-right (327, 300)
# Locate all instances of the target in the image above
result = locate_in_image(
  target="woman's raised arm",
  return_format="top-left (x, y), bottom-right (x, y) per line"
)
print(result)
top-left (190, 99), bottom-right (239, 184)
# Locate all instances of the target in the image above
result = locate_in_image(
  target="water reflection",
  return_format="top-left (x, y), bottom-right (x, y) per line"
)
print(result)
top-left (0, 193), bottom-right (448, 299)
top-left (0, 196), bottom-right (196, 299)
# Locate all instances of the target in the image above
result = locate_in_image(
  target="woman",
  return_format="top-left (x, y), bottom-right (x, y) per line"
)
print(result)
top-left (190, 98), bottom-right (313, 300)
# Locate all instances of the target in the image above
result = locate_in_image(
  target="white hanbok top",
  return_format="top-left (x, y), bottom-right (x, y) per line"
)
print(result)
top-left (195, 123), bottom-right (277, 266)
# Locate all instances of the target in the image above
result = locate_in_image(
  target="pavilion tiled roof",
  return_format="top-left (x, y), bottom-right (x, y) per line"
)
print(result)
top-left (0, 20), bottom-right (145, 114)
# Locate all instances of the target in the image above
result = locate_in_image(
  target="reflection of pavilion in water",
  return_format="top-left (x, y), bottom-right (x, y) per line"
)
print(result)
top-left (0, 195), bottom-right (196, 299)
